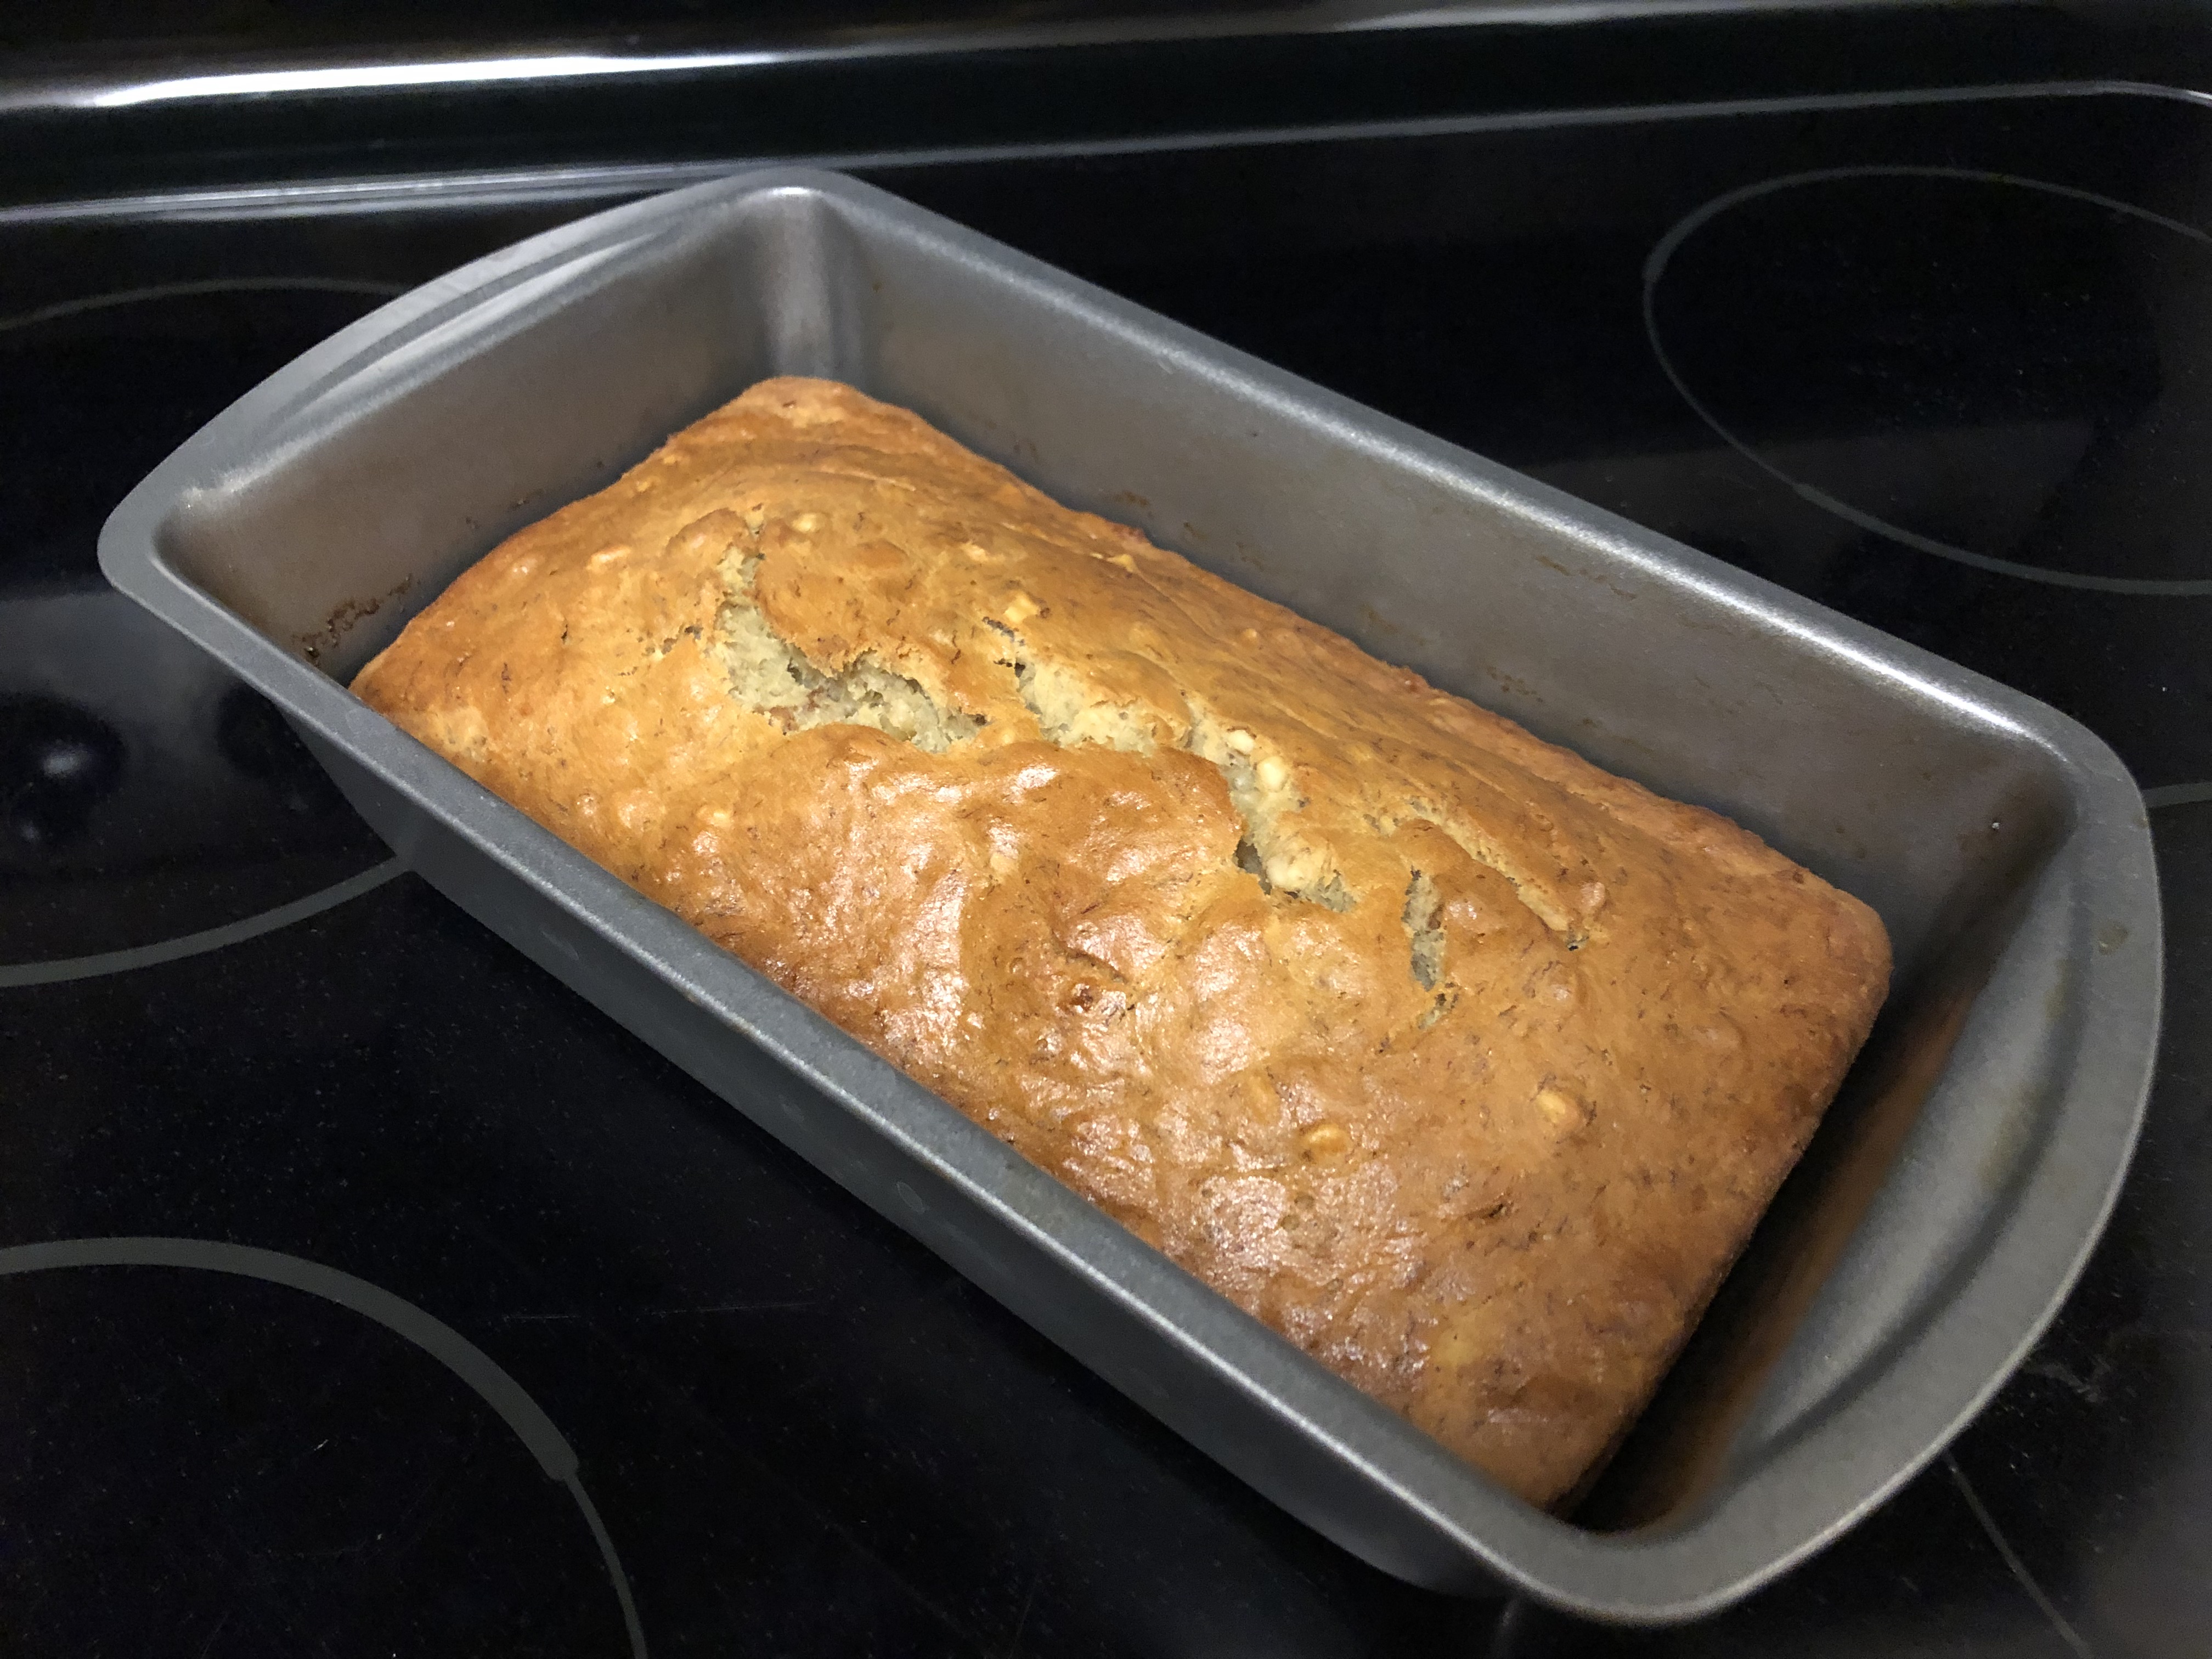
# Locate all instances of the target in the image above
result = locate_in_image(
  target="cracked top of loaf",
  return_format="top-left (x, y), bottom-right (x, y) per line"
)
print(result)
top-left (353, 376), bottom-right (1890, 1507)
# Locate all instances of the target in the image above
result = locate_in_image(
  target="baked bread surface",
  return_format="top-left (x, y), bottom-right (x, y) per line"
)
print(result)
top-left (354, 377), bottom-right (1889, 1506)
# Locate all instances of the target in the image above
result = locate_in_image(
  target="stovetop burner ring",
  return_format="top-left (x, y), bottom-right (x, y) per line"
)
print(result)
top-left (0, 275), bottom-right (406, 336)
top-left (0, 274), bottom-right (410, 971)
top-left (0, 1235), bottom-right (648, 1658)
top-left (1643, 165), bottom-right (2212, 599)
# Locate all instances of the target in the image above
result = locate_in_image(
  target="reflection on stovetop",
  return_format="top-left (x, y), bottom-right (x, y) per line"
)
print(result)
top-left (0, 284), bottom-right (396, 963)
top-left (2, 81), bottom-right (2208, 1657)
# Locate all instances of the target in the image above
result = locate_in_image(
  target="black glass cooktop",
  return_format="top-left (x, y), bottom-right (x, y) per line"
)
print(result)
top-left (2, 71), bottom-right (2208, 1658)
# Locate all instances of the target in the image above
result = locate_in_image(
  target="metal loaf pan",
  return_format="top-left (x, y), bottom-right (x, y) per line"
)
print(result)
top-left (98, 168), bottom-right (2160, 1623)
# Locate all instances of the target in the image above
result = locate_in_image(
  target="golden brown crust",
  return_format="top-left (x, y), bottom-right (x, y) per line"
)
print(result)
top-left (354, 377), bottom-right (1890, 1506)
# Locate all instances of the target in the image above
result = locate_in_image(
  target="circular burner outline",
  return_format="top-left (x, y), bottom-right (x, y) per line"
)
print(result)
top-left (1642, 165), bottom-right (2212, 598)
top-left (0, 275), bottom-right (412, 983)
top-left (0, 275), bottom-right (407, 336)
top-left (0, 856), bottom-right (404, 988)
top-left (2, 289), bottom-right (636, 1642)
top-left (0, 1235), bottom-right (647, 1658)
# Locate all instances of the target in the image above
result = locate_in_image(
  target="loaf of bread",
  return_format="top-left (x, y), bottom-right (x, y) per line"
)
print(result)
top-left (354, 377), bottom-right (1888, 1506)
